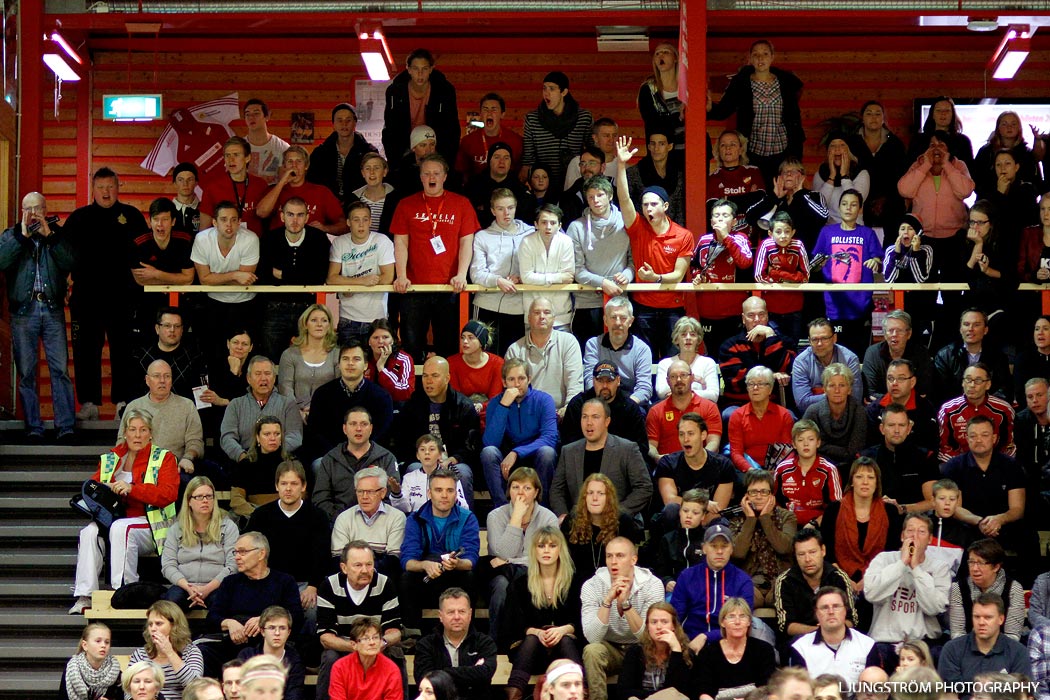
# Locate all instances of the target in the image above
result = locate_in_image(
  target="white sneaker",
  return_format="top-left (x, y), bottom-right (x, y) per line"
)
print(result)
top-left (68, 596), bottom-right (91, 615)
top-left (76, 403), bottom-right (99, 421)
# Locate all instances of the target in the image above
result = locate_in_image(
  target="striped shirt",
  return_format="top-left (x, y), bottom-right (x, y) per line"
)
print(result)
top-left (773, 454), bottom-right (843, 526)
top-left (129, 643), bottom-right (203, 700)
top-left (316, 571), bottom-right (400, 639)
top-left (937, 395), bottom-right (1015, 463)
top-left (755, 237), bottom-right (810, 314)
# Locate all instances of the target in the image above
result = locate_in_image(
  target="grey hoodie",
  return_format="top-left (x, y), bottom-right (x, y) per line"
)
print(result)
top-left (470, 218), bottom-right (534, 315)
top-left (565, 204), bottom-right (634, 310)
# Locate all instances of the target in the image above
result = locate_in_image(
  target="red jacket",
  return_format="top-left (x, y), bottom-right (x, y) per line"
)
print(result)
top-left (329, 652), bottom-right (401, 700)
top-left (91, 442), bottom-right (178, 518)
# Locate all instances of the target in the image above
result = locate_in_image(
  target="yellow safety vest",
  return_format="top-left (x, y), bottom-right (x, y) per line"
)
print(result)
top-left (99, 446), bottom-right (177, 555)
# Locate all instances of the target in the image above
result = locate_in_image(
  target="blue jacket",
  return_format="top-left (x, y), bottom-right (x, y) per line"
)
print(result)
top-left (483, 388), bottom-right (558, 458)
top-left (670, 561), bottom-right (754, 641)
top-left (0, 223), bottom-right (74, 315)
top-left (400, 500), bottom-right (480, 568)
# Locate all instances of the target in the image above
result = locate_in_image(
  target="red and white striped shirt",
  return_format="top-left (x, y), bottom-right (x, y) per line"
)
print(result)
top-left (937, 394), bottom-right (1015, 463)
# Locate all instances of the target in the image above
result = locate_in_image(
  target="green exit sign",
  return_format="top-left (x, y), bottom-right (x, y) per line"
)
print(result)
top-left (103, 94), bottom-right (162, 121)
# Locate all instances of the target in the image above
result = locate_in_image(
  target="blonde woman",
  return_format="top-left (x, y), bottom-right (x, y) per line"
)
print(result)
top-left (122, 661), bottom-right (164, 700)
top-left (655, 317), bottom-right (720, 402)
top-left (638, 42), bottom-right (683, 149)
top-left (277, 303), bottom-right (339, 419)
top-left (505, 526), bottom-right (581, 700)
top-left (161, 476), bottom-right (238, 610)
top-left (618, 603), bottom-right (693, 700)
top-left (696, 598), bottom-right (776, 700)
top-left (128, 601), bottom-right (203, 700)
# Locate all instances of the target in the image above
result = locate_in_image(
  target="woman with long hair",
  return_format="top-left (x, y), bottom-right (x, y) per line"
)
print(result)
top-left (561, 473), bottom-right (643, 586)
top-left (654, 316), bottom-right (719, 402)
top-left (122, 661), bottom-right (164, 700)
top-left (973, 111), bottom-right (1040, 196)
top-left (161, 476), bottom-right (238, 610)
top-left (417, 670), bottom-right (458, 700)
top-left (70, 409), bottom-right (179, 614)
top-left (61, 622), bottom-right (122, 700)
top-left (1012, 316), bottom-right (1050, 400)
top-left (912, 97), bottom-right (974, 168)
top-left (278, 304), bottom-right (339, 420)
top-left (487, 468), bottom-right (559, 649)
top-left (819, 458), bottom-right (901, 598)
top-left (695, 598), bottom-right (777, 700)
top-left (896, 640), bottom-right (935, 670)
top-left (504, 526), bottom-right (581, 700)
top-left (200, 327), bottom-right (254, 410)
top-left (812, 134), bottom-right (871, 225)
top-left (847, 100), bottom-right (908, 236)
top-left (364, 318), bottom-right (414, 403)
top-left (230, 415), bottom-right (288, 517)
top-left (618, 603), bottom-right (694, 700)
top-left (638, 43), bottom-right (684, 150)
top-left (961, 199), bottom-right (1018, 337)
top-left (128, 600), bottom-right (204, 700)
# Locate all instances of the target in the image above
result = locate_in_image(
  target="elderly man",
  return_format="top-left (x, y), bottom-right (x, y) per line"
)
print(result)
top-left (647, 360), bottom-right (722, 462)
top-left (551, 397), bottom-right (652, 519)
top-left (718, 297), bottom-right (796, 407)
top-left (119, 360), bottom-right (204, 482)
top-left (331, 468), bottom-right (407, 575)
top-left (255, 147), bottom-right (348, 235)
top-left (203, 531), bottom-right (304, 675)
top-left (506, 296), bottom-right (584, 416)
top-left (399, 356), bottom-right (479, 502)
top-left (64, 167), bottom-right (150, 417)
top-left (938, 363), bottom-right (1016, 462)
top-left (862, 310), bottom-right (933, 402)
top-left (220, 355), bottom-right (303, 462)
top-left (316, 540), bottom-right (403, 700)
top-left (864, 358), bottom-right (939, 454)
top-left (307, 102), bottom-right (379, 207)
top-left (308, 341), bottom-right (394, 454)
top-left (792, 318), bottom-right (863, 413)
top-left (315, 408), bottom-right (402, 523)
top-left (562, 361), bottom-right (649, 459)
top-left (580, 537), bottom-right (665, 700)
top-left (932, 309), bottom-right (1012, 406)
top-left (132, 307), bottom-right (205, 401)
top-left (583, 297), bottom-right (654, 407)
top-left (413, 588), bottom-right (497, 700)
top-left (0, 191), bottom-right (76, 439)
top-left (482, 359), bottom-right (559, 507)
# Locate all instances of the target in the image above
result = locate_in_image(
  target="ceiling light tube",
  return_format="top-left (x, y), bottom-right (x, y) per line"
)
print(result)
top-left (50, 31), bottom-right (84, 65)
top-left (43, 52), bottom-right (81, 81)
top-left (989, 25), bottom-right (1032, 80)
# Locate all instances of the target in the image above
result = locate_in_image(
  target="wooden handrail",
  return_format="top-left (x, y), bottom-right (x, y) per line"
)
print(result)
top-left (145, 282), bottom-right (974, 293)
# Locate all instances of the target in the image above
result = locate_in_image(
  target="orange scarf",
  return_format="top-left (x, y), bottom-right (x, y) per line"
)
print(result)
top-left (835, 491), bottom-right (889, 579)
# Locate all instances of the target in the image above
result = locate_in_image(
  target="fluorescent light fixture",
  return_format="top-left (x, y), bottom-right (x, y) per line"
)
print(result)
top-left (50, 32), bottom-right (84, 65)
top-left (359, 28), bottom-right (393, 82)
top-left (43, 52), bottom-right (80, 81)
top-left (989, 25), bottom-right (1032, 80)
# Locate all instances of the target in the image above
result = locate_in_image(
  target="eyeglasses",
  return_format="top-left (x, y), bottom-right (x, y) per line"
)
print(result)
top-left (963, 377), bottom-right (990, 385)
top-left (969, 219), bottom-right (990, 226)
top-left (263, 625), bottom-right (289, 633)
top-left (968, 559), bottom-right (992, 568)
top-left (746, 382), bottom-right (772, 389)
top-left (158, 323), bottom-right (183, 330)
top-left (723, 613), bottom-right (750, 622)
top-left (886, 375), bottom-right (914, 384)
top-left (809, 335), bottom-right (834, 344)
top-left (884, 328), bottom-right (909, 336)
top-left (189, 493), bottom-right (215, 502)
top-left (356, 635), bottom-right (382, 643)
top-left (233, 547), bottom-right (260, 556)
top-left (746, 489), bottom-right (772, 496)
top-left (817, 604), bottom-right (845, 612)
top-left (355, 487), bottom-right (384, 497)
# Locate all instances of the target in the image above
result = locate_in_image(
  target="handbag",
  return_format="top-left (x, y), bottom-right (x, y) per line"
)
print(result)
top-left (70, 479), bottom-right (126, 533)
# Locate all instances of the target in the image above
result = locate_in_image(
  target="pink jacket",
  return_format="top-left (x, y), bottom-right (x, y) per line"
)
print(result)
top-left (897, 158), bottom-right (974, 239)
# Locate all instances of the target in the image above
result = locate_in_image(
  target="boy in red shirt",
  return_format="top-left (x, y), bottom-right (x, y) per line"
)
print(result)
top-left (754, 210), bottom-right (810, 346)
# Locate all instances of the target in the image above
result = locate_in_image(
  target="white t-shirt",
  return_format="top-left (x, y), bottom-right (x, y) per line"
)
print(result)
top-left (329, 231), bottom-right (395, 322)
top-left (247, 133), bottom-right (290, 184)
top-left (190, 227), bottom-right (261, 303)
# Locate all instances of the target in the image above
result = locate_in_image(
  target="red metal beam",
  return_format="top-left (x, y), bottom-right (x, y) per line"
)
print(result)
top-left (20, 5), bottom-right (45, 195)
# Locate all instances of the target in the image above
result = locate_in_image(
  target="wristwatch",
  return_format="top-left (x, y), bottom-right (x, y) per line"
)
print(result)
top-left (600, 601), bottom-right (614, 609)
top-left (620, 601), bottom-right (633, 611)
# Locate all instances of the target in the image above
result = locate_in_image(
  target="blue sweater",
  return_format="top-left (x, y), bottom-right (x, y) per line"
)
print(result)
top-left (483, 388), bottom-right (558, 458)
top-left (400, 501), bottom-right (481, 568)
top-left (670, 561), bottom-right (754, 641)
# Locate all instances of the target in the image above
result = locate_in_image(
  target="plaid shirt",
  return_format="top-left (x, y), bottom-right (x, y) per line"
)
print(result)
top-left (749, 78), bottom-right (789, 156)
top-left (1028, 625), bottom-right (1050, 700)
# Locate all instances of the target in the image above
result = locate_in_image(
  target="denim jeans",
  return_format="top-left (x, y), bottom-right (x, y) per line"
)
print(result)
top-left (13, 301), bottom-right (75, 433)
top-left (481, 445), bottom-right (558, 507)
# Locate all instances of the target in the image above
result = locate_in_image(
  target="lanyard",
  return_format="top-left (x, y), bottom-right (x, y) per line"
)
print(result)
top-left (424, 194), bottom-right (446, 238)
top-left (229, 173), bottom-right (248, 215)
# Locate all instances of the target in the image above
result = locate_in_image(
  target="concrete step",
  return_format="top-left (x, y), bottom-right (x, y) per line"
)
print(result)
top-left (0, 445), bottom-right (108, 458)
top-left (0, 611), bottom-right (88, 634)
top-left (0, 523), bottom-right (85, 545)
top-left (0, 670), bottom-right (61, 698)
top-left (0, 581), bottom-right (74, 599)
top-left (0, 495), bottom-right (78, 512)
top-left (0, 549), bottom-right (77, 577)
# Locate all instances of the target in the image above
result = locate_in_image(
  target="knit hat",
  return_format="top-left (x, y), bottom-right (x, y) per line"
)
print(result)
top-left (487, 141), bottom-right (514, 162)
top-left (900, 213), bottom-right (924, 236)
top-left (461, 320), bottom-right (491, 349)
top-left (172, 162), bottom-right (199, 183)
top-left (543, 71), bottom-right (570, 92)
top-left (410, 125), bottom-right (437, 150)
top-left (331, 102), bottom-right (357, 121)
top-left (642, 185), bottom-right (670, 203)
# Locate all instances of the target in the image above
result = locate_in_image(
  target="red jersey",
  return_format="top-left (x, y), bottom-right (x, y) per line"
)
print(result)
top-left (937, 395), bottom-right (1016, 463)
top-left (390, 191), bottom-right (480, 283)
top-left (626, 216), bottom-right (695, 308)
top-left (266, 181), bottom-right (346, 231)
top-left (773, 454), bottom-right (843, 527)
top-left (456, 127), bottom-right (524, 180)
top-left (200, 172), bottom-right (270, 235)
top-left (707, 165), bottom-right (767, 241)
top-left (690, 231), bottom-right (753, 319)
top-left (646, 394), bottom-right (722, 455)
top-left (754, 237), bottom-right (810, 314)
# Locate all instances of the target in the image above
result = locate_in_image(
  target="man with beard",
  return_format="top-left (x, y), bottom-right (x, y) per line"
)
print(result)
top-left (562, 361), bottom-right (649, 459)
top-left (647, 360), bottom-right (722, 461)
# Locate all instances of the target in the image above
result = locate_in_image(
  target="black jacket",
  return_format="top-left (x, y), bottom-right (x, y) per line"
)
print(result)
top-left (306, 130), bottom-right (377, 207)
top-left (0, 222), bottom-right (74, 316)
top-left (708, 65), bottom-right (805, 158)
top-left (932, 340), bottom-right (1013, 406)
top-left (382, 67), bottom-right (460, 165)
top-left (773, 562), bottom-right (857, 634)
top-left (560, 387), bottom-right (649, 463)
top-left (399, 387), bottom-right (480, 464)
top-left (413, 625), bottom-right (497, 700)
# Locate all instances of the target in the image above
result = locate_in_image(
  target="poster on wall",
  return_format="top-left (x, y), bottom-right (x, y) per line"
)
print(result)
top-left (290, 112), bottom-right (314, 144)
top-left (355, 79), bottom-right (388, 159)
top-left (141, 92), bottom-right (240, 179)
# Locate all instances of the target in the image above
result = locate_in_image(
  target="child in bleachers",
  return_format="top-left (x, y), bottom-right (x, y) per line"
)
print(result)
top-left (61, 622), bottom-right (122, 700)
top-left (754, 210), bottom-right (810, 346)
top-left (926, 478), bottom-right (977, 576)
top-left (652, 488), bottom-right (710, 595)
top-left (882, 213), bottom-right (935, 339)
top-left (397, 435), bottom-right (469, 513)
